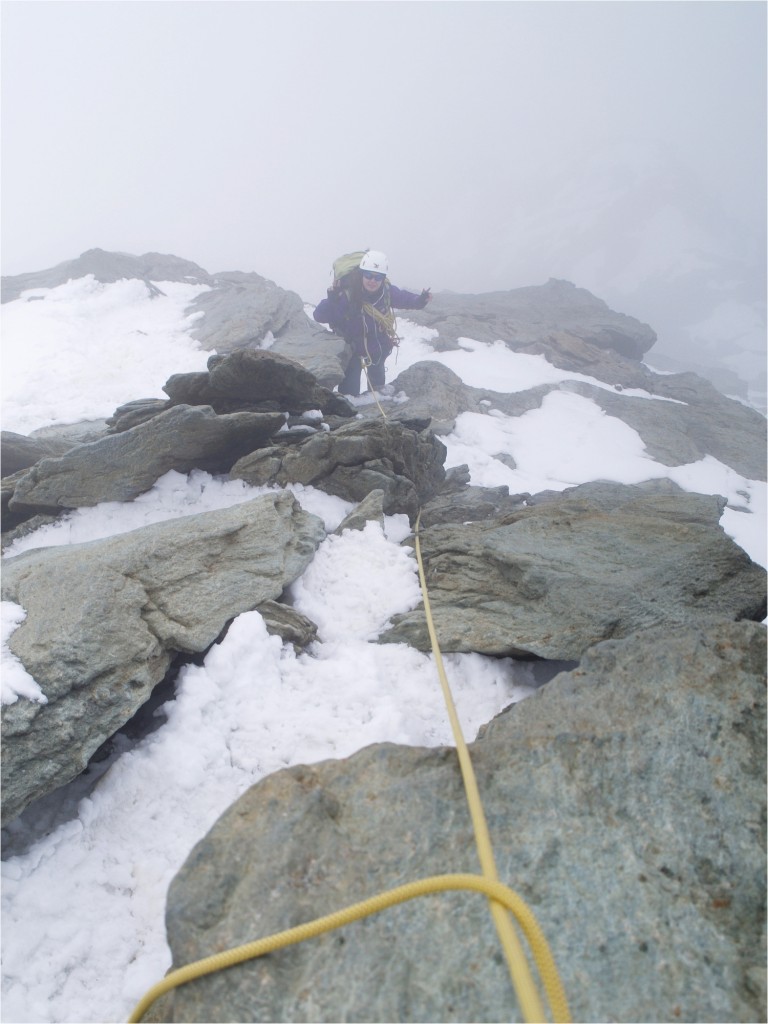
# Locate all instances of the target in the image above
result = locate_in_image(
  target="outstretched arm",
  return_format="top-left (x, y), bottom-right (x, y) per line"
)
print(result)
top-left (389, 285), bottom-right (432, 310)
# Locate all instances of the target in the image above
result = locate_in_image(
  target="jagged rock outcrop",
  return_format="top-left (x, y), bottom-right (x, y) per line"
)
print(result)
top-left (6, 405), bottom-right (286, 518)
top-left (1, 492), bottom-right (325, 824)
top-left (381, 483), bottom-right (766, 658)
top-left (160, 620), bottom-right (766, 1024)
top-left (187, 272), bottom-right (347, 387)
top-left (106, 348), bottom-right (355, 435)
top-left (404, 279), bottom-right (657, 382)
top-left (231, 418), bottom-right (447, 521)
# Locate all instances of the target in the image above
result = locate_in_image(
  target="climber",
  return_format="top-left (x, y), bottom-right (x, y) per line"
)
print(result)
top-left (313, 250), bottom-right (431, 397)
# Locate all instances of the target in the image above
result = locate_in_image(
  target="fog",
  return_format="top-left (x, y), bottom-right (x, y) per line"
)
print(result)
top-left (2, 1), bottom-right (766, 394)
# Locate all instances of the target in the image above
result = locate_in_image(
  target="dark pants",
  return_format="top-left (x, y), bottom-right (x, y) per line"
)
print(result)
top-left (339, 353), bottom-right (386, 396)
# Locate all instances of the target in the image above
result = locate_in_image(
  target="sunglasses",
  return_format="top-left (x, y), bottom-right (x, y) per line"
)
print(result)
top-left (362, 270), bottom-right (385, 280)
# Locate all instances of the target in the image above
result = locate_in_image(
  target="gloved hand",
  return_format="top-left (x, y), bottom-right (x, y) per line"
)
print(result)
top-left (418, 288), bottom-right (432, 308)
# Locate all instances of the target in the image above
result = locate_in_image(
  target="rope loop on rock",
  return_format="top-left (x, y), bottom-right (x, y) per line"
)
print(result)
top-left (128, 873), bottom-right (569, 1024)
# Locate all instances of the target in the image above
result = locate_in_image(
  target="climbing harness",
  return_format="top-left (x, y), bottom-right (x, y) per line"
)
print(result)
top-left (128, 409), bottom-right (571, 1024)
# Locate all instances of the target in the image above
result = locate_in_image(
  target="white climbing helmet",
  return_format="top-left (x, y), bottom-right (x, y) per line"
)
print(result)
top-left (359, 250), bottom-right (388, 275)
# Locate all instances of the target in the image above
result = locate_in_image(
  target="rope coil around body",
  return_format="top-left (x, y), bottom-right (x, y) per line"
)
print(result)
top-left (128, 501), bottom-right (571, 1024)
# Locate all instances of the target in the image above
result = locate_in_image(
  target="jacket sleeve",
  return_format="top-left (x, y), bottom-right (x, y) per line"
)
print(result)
top-left (388, 285), bottom-right (429, 310)
top-left (313, 294), bottom-right (335, 325)
top-left (313, 291), bottom-right (349, 334)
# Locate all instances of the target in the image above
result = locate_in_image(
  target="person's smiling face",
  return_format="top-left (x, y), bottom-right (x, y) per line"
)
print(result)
top-left (362, 270), bottom-right (385, 293)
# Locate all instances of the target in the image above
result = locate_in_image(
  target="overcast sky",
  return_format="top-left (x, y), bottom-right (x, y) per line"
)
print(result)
top-left (1, 0), bottom-right (765, 304)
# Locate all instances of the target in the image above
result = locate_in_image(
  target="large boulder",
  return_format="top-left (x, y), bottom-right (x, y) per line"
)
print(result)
top-left (163, 349), bottom-right (353, 418)
top-left (1, 492), bottom-right (325, 824)
top-left (381, 484), bottom-right (766, 658)
top-left (186, 271), bottom-right (304, 354)
top-left (187, 273), bottom-right (348, 386)
top-left (7, 405), bottom-right (286, 517)
top-left (161, 620), bottom-right (766, 1024)
top-left (231, 418), bottom-right (447, 521)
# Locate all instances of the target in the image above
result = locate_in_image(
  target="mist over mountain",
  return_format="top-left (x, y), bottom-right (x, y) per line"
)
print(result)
top-left (5, 178), bottom-right (765, 416)
top-left (3, 2), bottom-right (763, 418)
top-left (415, 144), bottom-right (765, 410)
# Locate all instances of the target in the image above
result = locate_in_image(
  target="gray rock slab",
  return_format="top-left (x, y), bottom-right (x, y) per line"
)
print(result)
top-left (387, 360), bottom-right (556, 436)
top-left (161, 620), bottom-right (766, 1024)
top-left (380, 487), bottom-right (767, 659)
top-left (188, 272), bottom-right (303, 353)
top-left (8, 405), bottom-right (286, 515)
top-left (1, 492), bottom-right (325, 823)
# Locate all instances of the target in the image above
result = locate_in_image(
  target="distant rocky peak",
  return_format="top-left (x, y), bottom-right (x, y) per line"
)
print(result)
top-left (0, 249), bottom-right (214, 303)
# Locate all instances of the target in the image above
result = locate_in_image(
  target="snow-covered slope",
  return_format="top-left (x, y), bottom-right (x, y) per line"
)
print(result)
top-left (1, 274), bottom-right (765, 1024)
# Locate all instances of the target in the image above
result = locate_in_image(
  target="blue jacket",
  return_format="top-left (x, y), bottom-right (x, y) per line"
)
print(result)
top-left (314, 280), bottom-right (427, 364)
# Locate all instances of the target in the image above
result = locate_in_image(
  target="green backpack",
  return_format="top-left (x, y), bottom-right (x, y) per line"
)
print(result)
top-left (332, 251), bottom-right (367, 287)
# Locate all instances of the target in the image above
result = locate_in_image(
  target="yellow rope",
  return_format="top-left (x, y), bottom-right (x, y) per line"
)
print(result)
top-left (360, 357), bottom-right (389, 419)
top-left (413, 511), bottom-right (570, 1023)
top-left (128, 513), bottom-right (571, 1024)
top-left (361, 298), bottom-right (397, 341)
